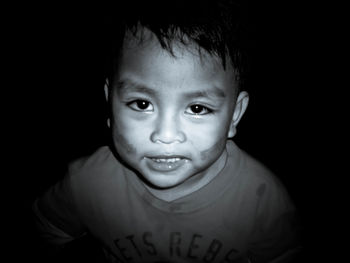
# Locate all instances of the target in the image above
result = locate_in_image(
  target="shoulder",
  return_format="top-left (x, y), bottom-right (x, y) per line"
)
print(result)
top-left (67, 145), bottom-right (127, 181)
top-left (66, 145), bottom-right (127, 191)
top-left (241, 150), bottom-right (283, 191)
top-left (69, 146), bottom-right (114, 173)
top-left (239, 148), bottom-right (297, 220)
top-left (237, 152), bottom-right (301, 258)
top-left (227, 141), bottom-right (281, 189)
top-left (227, 141), bottom-right (295, 211)
top-left (64, 146), bottom-right (131, 210)
top-left (223, 142), bottom-right (300, 254)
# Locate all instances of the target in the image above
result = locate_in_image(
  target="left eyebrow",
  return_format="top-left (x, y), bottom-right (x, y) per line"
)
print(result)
top-left (183, 88), bottom-right (226, 100)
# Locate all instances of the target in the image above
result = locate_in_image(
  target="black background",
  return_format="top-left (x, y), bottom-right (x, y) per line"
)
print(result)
top-left (6, 1), bottom-right (327, 262)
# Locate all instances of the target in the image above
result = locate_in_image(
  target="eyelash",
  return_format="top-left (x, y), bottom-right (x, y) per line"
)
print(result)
top-left (126, 99), bottom-right (214, 116)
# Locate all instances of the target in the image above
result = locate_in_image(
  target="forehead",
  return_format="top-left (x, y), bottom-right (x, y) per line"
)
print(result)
top-left (113, 29), bottom-right (238, 96)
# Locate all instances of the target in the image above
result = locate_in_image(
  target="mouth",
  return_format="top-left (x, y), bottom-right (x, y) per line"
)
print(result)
top-left (149, 156), bottom-right (184, 163)
top-left (144, 155), bottom-right (189, 172)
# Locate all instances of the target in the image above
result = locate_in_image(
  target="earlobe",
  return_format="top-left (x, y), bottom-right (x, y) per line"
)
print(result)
top-left (228, 91), bottom-right (249, 138)
top-left (228, 125), bottom-right (237, 138)
top-left (104, 79), bottom-right (111, 128)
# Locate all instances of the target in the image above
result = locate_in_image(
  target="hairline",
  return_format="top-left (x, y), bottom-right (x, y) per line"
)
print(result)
top-left (109, 26), bottom-right (241, 93)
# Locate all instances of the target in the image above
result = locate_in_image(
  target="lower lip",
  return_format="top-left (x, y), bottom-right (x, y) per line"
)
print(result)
top-left (145, 157), bottom-right (187, 172)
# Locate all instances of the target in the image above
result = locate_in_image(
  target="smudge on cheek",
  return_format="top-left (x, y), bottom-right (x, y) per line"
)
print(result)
top-left (200, 138), bottom-right (227, 161)
top-left (113, 131), bottom-right (137, 155)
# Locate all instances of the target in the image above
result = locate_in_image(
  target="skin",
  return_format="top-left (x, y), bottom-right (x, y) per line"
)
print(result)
top-left (105, 29), bottom-right (249, 201)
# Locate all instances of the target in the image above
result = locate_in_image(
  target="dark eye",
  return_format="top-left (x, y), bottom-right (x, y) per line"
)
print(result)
top-left (136, 100), bottom-right (150, 110)
top-left (191, 105), bottom-right (204, 114)
top-left (186, 104), bottom-right (212, 115)
top-left (127, 100), bottom-right (154, 112)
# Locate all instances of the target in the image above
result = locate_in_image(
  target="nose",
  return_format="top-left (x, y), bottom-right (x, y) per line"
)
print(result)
top-left (150, 113), bottom-right (186, 144)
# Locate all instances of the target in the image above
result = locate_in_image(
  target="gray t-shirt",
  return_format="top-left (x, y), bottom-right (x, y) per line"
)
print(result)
top-left (34, 141), bottom-right (300, 262)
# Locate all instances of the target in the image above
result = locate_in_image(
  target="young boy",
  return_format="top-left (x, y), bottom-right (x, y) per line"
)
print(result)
top-left (33, 1), bottom-right (300, 262)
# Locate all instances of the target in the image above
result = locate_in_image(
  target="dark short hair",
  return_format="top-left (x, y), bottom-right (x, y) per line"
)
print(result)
top-left (104, 0), bottom-right (252, 90)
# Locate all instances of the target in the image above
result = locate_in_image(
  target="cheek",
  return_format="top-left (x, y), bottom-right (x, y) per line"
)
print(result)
top-left (197, 112), bottom-right (233, 161)
top-left (113, 129), bottom-right (137, 155)
top-left (111, 114), bottom-right (138, 155)
top-left (199, 135), bottom-right (227, 161)
top-left (186, 122), bottom-right (228, 161)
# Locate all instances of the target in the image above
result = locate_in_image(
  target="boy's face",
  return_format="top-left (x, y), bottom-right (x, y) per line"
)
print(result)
top-left (107, 32), bottom-right (247, 190)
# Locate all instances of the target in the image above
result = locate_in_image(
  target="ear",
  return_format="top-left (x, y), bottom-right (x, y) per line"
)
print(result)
top-left (228, 91), bottom-right (249, 138)
top-left (104, 78), bottom-right (110, 102)
top-left (104, 79), bottom-right (111, 128)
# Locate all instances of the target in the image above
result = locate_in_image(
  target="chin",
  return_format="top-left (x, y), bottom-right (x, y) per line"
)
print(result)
top-left (145, 174), bottom-right (188, 189)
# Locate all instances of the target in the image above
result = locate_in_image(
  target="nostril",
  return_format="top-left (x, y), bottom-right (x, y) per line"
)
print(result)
top-left (150, 130), bottom-right (186, 144)
top-left (150, 115), bottom-right (186, 144)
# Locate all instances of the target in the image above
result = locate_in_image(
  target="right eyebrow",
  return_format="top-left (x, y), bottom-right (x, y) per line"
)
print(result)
top-left (116, 79), bottom-right (158, 96)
